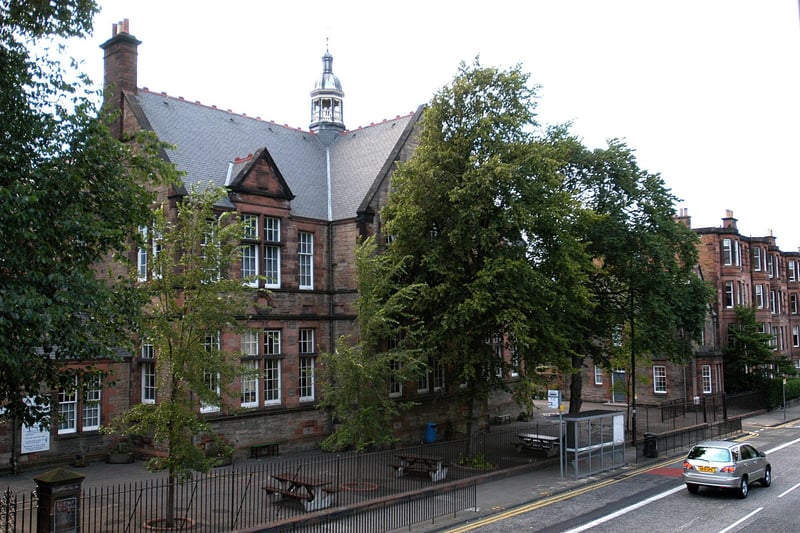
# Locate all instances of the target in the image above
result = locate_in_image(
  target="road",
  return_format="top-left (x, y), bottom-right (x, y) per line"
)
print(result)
top-left (448, 421), bottom-right (800, 533)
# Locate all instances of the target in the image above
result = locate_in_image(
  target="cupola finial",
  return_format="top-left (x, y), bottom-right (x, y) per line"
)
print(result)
top-left (310, 42), bottom-right (345, 144)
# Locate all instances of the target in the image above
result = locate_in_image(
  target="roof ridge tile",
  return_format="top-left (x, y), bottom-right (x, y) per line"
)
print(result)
top-left (138, 87), bottom-right (291, 127)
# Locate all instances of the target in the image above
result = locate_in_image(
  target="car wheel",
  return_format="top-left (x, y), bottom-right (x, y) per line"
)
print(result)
top-left (686, 483), bottom-right (699, 494)
top-left (761, 466), bottom-right (771, 488)
top-left (737, 476), bottom-right (749, 499)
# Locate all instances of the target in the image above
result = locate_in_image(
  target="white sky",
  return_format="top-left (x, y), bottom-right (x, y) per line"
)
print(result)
top-left (66, 1), bottom-right (800, 249)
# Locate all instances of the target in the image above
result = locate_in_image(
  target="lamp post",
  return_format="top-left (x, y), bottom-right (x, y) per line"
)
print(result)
top-left (783, 376), bottom-right (787, 420)
top-left (630, 291), bottom-right (637, 450)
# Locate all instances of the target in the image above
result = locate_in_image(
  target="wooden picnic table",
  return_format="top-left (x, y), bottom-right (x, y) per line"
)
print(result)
top-left (263, 471), bottom-right (338, 512)
top-left (391, 453), bottom-right (448, 482)
top-left (515, 433), bottom-right (561, 457)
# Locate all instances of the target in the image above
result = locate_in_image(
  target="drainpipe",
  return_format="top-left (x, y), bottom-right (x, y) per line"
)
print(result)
top-left (326, 146), bottom-right (335, 434)
top-left (326, 145), bottom-right (335, 352)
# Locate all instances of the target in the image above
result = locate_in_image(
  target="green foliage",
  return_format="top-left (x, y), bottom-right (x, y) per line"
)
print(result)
top-left (318, 338), bottom-right (416, 452)
top-left (765, 378), bottom-right (800, 409)
top-left (382, 61), bottom-right (594, 423)
top-left (456, 453), bottom-right (494, 469)
top-left (576, 140), bottom-right (712, 361)
top-left (107, 186), bottom-right (254, 484)
top-left (564, 138), bottom-right (713, 412)
top-left (318, 237), bottom-right (424, 451)
top-left (376, 59), bottom-right (711, 422)
top-left (725, 306), bottom-right (795, 394)
top-left (0, 0), bottom-right (179, 427)
top-left (1, 0), bottom-right (98, 39)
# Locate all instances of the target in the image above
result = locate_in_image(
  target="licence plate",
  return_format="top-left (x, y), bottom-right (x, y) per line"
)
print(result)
top-left (697, 466), bottom-right (715, 473)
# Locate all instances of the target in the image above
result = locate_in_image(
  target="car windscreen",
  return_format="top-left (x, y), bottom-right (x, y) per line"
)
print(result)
top-left (688, 446), bottom-right (731, 462)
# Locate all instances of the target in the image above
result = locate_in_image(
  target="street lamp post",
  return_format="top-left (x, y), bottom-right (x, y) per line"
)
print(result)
top-left (783, 376), bottom-right (787, 420)
top-left (630, 291), bottom-right (637, 451)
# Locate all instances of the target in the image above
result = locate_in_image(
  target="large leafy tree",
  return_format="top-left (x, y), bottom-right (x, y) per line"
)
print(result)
top-left (724, 305), bottom-right (794, 393)
top-left (567, 140), bottom-right (712, 437)
top-left (107, 186), bottom-right (254, 528)
top-left (381, 61), bottom-right (593, 441)
top-left (377, 60), bottom-right (710, 447)
top-left (0, 0), bottom-right (175, 433)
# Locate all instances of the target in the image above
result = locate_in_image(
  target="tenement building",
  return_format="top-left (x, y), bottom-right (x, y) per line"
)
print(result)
top-left (582, 208), bottom-right (800, 406)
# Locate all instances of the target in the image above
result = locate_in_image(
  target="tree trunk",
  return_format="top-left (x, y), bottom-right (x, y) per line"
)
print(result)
top-left (464, 393), bottom-right (477, 457)
top-left (166, 470), bottom-right (176, 528)
top-left (568, 354), bottom-right (583, 414)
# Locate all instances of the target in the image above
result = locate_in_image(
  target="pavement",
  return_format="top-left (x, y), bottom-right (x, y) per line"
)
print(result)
top-left (2, 400), bottom-right (799, 532)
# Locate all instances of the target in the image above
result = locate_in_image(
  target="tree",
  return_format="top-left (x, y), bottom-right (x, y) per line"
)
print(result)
top-left (724, 305), bottom-right (794, 393)
top-left (318, 237), bottom-right (424, 452)
top-left (106, 186), bottom-right (254, 528)
top-left (380, 61), bottom-right (593, 444)
top-left (366, 59), bottom-right (709, 452)
top-left (0, 0), bottom-right (175, 448)
top-left (567, 140), bottom-right (713, 439)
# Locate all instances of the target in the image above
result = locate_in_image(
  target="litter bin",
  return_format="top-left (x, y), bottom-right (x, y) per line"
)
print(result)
top-left (643, 432), bottom-right (658, 458)
top-left (424, 422), bottom-right (437, 443)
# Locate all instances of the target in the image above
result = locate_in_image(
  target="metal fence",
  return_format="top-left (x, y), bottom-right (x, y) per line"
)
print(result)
top-left (1, 488), bottom-right (36, 533)
top-left (638, 392), bottom-right (765, 436)
top-left (1, 422), bottom-right (563, 533)
top-left (237, 480), bottom-right (478, 533)
top-left (643, 416), bottom-right (743, 458)
top-left (1, 397), bottom-right (761, 532)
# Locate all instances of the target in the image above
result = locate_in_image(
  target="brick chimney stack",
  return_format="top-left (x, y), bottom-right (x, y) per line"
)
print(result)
top-left (99, 18), bottom-right (141, 138)
top-left (675, 207), bottom-right (691, 227)
top-left (722, 209), bottom-right (737, 230)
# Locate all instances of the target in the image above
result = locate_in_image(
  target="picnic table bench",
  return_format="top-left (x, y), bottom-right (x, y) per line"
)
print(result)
top-left (515, 433), bottom-right (561, 457)
top-left (491, 413), bottom-right (512, 425)
top-left (390, 454), bottom-right (449, 482)
top-left (263, 471), bottom-right (338, 512)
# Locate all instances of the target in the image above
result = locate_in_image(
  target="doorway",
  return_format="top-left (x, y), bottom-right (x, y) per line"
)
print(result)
top-left (612, 370), bottom-right (627, 403)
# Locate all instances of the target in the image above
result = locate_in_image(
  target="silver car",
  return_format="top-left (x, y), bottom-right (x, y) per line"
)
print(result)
top-left (682, 440), bottom-right (771, 498)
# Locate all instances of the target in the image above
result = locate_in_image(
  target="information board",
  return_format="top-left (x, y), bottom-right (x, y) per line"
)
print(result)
top-left (21, 422), bottom-right (50, 454)
top-left (547, 389), bottom-right (561, 410)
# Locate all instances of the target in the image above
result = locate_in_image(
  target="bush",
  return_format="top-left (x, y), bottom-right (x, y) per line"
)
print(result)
top-left (457, 453), bottom-right (494, 469)
top-left (765, 378), bottom-right (800, 409)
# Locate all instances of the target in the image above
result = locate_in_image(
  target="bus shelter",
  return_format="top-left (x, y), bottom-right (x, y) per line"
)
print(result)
top-left (562, 410), bottom-right (626, 479)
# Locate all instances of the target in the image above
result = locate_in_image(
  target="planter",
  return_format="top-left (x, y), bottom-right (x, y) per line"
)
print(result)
top-left (107, 452), bottom-right (135, 464)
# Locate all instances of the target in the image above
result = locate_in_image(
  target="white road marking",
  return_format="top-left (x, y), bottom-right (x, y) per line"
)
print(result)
top-left (764, 436), bottom-right (800, 455)
top-left (717, 507), bottom-right (763, 533)
top-left (778, 481), bottom-right (800, 498)
top-left (561, 485), bottom-right (685, 533)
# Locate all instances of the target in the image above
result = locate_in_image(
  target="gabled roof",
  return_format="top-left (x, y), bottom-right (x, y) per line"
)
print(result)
top-left (226, 148), bottom-right (295, 202)
top-left (131, 89), bottom-right (418, 221)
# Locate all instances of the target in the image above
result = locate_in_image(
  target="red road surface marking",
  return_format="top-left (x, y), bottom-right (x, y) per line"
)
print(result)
top-left (647, 466), bottom-right (683, 477)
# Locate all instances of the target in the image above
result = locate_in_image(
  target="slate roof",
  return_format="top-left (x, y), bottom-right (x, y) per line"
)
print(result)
top-left (132, 89), bottom-right (417, 221)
